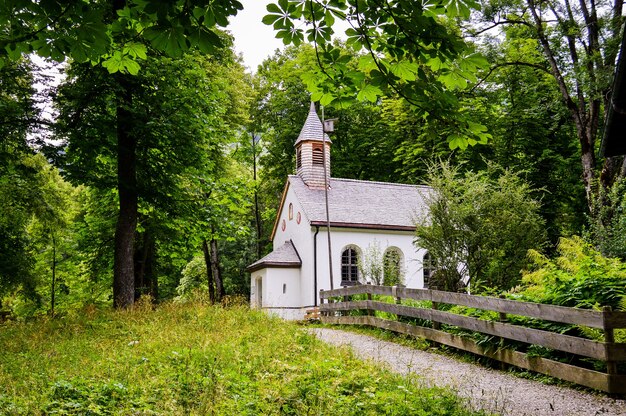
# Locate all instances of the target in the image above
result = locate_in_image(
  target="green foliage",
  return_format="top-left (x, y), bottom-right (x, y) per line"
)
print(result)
top-left (383, 249), bottom-right (404, 286)
top-left (467, 25), bottom-right (587, 244)
top-left (415, 161), bottom-right (546, 292)
top-left (176, 256), bottom-right (206, 298)
top-left (0, 0), bottom-right (244, 74)
top-left (0, 301), bottom-right (485, 415)
top-left (359, 241), bottom-right (384, 285)
top-left (264, 0), bottom-right (491, 149)
top-left (513, 236), bottom-right (626, 310)
top-left (52, 47), bottom-right (251, 304)
top-left (587, 178), bottom-right (626, 260)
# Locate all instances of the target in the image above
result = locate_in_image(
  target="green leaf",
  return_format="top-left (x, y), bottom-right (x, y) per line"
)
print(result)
top-left (444, 0), bottom-right (476, 19)
top-left (447, 133), bottom-right (469, 150)
top-left (144, 26), bottom-right (187, 57)
top-left (121, 56), bottom-right (141, 75)
top-left (123, 42), bottom-right (147, 60)
top-left (388, 61), bottom-right (418, 82)
top-left (189, 28), bottom-right (221, 54)
top-left (439, 71), bottom-right (468, 89)
top-left (358, 55), bottom-right (378, 72)
top-left (319, 92), bottom-right (335, 106)
top-left (426, 56), bottom-right (447, 71)
top-left (356, 84), bottom-right (382, 102)
top-left (102, 52), bottom-right (123, 73)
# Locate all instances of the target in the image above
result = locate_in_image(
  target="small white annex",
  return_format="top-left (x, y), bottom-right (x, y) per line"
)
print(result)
top-left (247, 103), bottom-right (435, 320)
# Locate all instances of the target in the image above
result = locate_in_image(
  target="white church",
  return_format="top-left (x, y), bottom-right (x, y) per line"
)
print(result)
top-left (247, 103), bottom-right (435, 320)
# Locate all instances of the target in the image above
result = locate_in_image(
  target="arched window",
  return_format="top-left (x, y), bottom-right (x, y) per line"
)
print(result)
top-left (288, 203), bottom-right (293, 220)
top-left (423, 252), bottom-right (436, 289)
top-left (341, 247), bottom-right (359, 285)
top-left (383, 247), bottom-right (404, 286)
top-left (296, 149), bottom-right (302, 169)
top-left (312, 144), bottom-right (324, 165)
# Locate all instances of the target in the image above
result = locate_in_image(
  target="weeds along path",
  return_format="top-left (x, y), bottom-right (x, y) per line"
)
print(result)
top-left (309, 328), bottom-right (626, 416)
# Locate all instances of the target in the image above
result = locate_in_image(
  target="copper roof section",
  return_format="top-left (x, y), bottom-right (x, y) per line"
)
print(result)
top-left (294, 102), bottom-right (331, 146)
top-left (246, 240), bottom-right (302, 272)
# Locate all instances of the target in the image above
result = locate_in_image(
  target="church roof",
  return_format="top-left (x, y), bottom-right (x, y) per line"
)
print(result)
top-left (294, 102), bottom-right (331, 146)
top-left (281, 175), bottom-right (431, 234)
top-left (246, 240), bottom-right (302, 272)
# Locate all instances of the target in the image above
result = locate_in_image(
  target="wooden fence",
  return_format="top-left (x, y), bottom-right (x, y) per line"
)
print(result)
top-left (319, 284), bottom-right (626, 395)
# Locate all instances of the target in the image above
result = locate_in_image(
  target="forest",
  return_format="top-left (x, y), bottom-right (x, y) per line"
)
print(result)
top-left (1, 0), bottom-right (626, 318)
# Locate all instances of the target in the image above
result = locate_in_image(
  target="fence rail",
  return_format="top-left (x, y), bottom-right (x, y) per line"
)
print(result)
top-left (319, 284), bottom-right (626, 395)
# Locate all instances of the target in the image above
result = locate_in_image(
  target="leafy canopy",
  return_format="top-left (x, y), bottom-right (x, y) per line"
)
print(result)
top-left (0, 0), bottom-right (243, 74)
top-left (264, 0), bottom-right (491, 149)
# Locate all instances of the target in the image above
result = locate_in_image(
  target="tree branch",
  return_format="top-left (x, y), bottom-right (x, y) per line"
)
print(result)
top-left (466, 18), bottom-right (532, 37)
top-left (469, 61), bottom-right (551, 93)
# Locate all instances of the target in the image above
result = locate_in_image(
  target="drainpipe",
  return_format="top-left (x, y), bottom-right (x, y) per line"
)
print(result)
top-left (313, 226), bottom-right (319, 306)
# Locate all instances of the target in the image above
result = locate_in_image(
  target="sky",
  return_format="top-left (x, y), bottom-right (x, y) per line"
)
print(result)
top-left (227, 0), bottom-right (286, 72)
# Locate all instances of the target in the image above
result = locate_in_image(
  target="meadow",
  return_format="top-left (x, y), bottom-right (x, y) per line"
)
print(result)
top-left (0, 298), bottom-right (487, 415)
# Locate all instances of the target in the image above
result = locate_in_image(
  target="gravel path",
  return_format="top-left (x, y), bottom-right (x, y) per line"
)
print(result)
top-left (309, 328), bottom-right (626, 416)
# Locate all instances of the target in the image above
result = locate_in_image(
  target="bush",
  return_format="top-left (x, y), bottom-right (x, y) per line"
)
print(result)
top-left (415, 161), bottom-right (546, 292)
top-left (512, 236), bottom-right (626, 309)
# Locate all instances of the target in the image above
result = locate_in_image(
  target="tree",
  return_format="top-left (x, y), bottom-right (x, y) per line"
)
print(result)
top-left (2, 1), bottom-right (245, 309)
top-left (415, 161), bottom-right (546, 292)
top-left (463, 26), bottom-right (588, 243)
top-left (469, 0), bottom-right (625, 212)
top-left (586, 178), bottom-right (626, 260)
top-left (0, 0), bottom-right (243, 74)
top-left (0, 59), bottom-right (44, 302)
top-left (54, 47), bottom-right (247, 307)
top-left (264, 0), bottom-right (491, 149)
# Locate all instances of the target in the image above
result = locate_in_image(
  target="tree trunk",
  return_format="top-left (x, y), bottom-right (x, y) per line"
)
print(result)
top-left (113, 73), bottom-right (137, 309)
top-left (50, 232), bottom-right (56, 317)
top-left (210, 237), bottom-right (224, 301)
top-left (202, 238), bottom-right (215, 303)
top-left (252, 133), bottom-right (263, 258)
top-left (134, 228), bottom-right (156, 301)
top-left (145, 236), bottom-right (157, 301)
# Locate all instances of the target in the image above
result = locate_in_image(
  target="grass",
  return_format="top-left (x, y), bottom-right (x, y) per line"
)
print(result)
top-left (0, 299), bottom-right (488, 415)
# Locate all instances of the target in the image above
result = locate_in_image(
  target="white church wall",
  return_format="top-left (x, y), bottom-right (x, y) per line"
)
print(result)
top-left (313, 228), bottom-right (428, 295)
top-left (249, 269), bottom-right (266, 309)
top-left (250, 267), bottom-right (302, 320)
top-left (270, 184), bottom-right (315, 309)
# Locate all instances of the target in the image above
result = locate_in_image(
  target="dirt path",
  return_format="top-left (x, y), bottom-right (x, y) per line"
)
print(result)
top-left (309, 328), bottom-right (626, 416)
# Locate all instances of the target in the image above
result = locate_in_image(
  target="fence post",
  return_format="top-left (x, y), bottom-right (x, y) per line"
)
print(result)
top-left (342, 286), bottom-right (349, 316)
top-left (603, 306), bottom-right (617, 392)
top-left (498, 294), bottom-right (508, 370)
top-left (366, 282), bottom-right (373, 316)
top-left (392, 285), bottom-right (401, 304)
top-left (319, 289), bottom-right (325, 317)
top-left (431, 293), bottom-right (441, 330)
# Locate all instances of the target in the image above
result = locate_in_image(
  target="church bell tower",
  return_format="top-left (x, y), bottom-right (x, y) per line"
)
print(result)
top-left (295, 102), bottom-right (331, 189)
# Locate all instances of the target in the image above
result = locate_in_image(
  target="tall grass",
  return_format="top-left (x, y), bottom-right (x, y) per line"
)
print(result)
top-left (0, 299), bottom-right (487, 415)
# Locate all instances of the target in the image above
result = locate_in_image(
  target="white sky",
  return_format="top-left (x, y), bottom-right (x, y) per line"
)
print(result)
top-left (227, 0), bottom-right (286, 72)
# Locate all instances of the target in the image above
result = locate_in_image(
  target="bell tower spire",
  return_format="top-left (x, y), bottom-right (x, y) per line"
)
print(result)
top-left (295, 102), bottom-right (331, 188)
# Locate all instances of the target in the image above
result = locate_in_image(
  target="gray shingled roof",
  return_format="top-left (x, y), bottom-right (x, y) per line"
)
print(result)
top-left (287, 175), bottom-right (431, 231)
top-left (246, 240), bottom-right (302, 272)
top-left (294, 102), bottom-right (331, 146)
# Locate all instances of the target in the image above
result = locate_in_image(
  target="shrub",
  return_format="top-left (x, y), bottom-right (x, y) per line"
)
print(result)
top-left (415, 161), bottom-right (546, 292)
top-left (513, 236), bottom-right (626, 309)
